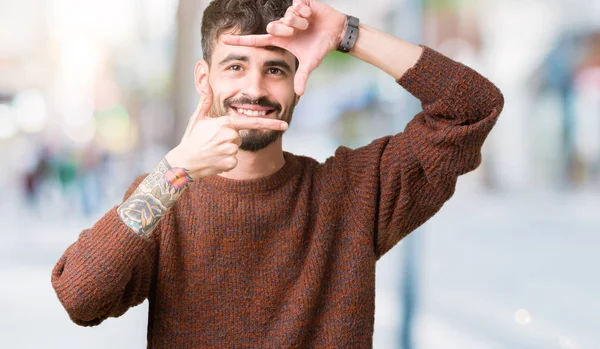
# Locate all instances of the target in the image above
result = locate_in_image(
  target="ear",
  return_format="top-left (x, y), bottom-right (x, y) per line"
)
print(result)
top-left (194, 59), bottom-right (211, 96)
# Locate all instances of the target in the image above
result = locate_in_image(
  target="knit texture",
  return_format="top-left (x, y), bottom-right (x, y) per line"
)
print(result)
top-left (51, 46), bottom-right (504, 348)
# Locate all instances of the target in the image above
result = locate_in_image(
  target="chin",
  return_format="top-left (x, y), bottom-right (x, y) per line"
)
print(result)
top-left (239, 130), bottom-right (282, 152)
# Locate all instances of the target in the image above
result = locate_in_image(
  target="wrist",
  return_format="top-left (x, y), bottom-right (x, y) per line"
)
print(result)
top-left (165, 148), bottom-right (208, 180)
top-left (337, 15), bottom-right (348, 48)
top-left (164, 148), bottom-right (185, 170)
top-left (165, 149), bottom-right (195, 178)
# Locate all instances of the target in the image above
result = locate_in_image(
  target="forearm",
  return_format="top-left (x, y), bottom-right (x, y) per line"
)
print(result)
top-left (117, 158), bottom-right (193, 237)
top-left (349, 23), bottom-right (423, 80)
top-left (52, 208), bottom-right (157, 326)
top-left (352, 23), bottom-right (503, 125)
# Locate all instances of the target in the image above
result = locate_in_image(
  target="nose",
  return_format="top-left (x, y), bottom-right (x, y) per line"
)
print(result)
top-left (242, 70), bottom-right (268, 101)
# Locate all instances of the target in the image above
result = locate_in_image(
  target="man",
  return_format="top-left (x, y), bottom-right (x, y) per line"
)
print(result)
top-left (51, 0), bottom-right (504, 347)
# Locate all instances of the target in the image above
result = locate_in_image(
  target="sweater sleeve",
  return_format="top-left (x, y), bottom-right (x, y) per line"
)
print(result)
top-left (51, 174), bottom-right (158, 326)
top-left (334, 46), bottom-right (504, 259)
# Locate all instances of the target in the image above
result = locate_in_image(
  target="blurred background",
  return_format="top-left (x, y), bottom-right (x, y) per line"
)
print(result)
top-left (1, 0), bottom-right (599, 348)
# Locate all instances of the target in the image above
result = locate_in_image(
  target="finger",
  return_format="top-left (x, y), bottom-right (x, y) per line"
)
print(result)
top-left (184, 90), bottom-right (213, 140)
top-left (228, 130), bottom-right (243, 147)
top-left (293, 0), bottom-right (311, 7)
top-left (282, 11), bottom-right (309, 30)
top-left (266, 21), bottom-right (295, 37)
top-left (217, 126), bottom-right (242, 145)
top-left (294, 72), bottom-right (307, 96)
top-left (182, 104), bottom-right (208, 141)
top-left (292, 1), bottom-right (311, 18)
top-left (221, 33), bottom-right (276, 47)
top-left (218, 143), bottom-right (239, 156)
top-left (198, 88), bottom-right (213, 117)
top-left (219, 156), bottom-right (238, 172)
top-left (294, 65), bottom-right (312, 96)
top-left (226, 116), bottom-right (288, 131)
top-left (181, 115), bottom-right (196, 142)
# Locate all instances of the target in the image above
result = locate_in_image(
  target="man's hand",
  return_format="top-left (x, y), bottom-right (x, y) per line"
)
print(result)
top-left (221, 0), bottom-right (347, 96)
top-left (118, 87), bottom-right (287, 237)
top-left (166, 89), bottom-right (288, 179)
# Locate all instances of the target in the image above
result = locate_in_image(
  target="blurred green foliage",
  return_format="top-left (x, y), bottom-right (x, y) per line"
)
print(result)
top-left (424, 0), bottom-right (470, 10)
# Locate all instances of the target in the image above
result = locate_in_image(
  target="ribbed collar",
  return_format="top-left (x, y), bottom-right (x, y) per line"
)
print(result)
top-left (198, 151), bottom-right (300, 194)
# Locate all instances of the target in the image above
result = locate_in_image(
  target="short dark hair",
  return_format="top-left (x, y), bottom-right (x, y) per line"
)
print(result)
top-left (201, 0), bottom-right (296, 67)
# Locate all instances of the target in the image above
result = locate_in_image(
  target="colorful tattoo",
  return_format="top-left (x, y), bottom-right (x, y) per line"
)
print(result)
top-left (117, 158), bottom-right (193, 237)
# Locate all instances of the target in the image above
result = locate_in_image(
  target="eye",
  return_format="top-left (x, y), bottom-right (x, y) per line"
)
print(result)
top-left (268, 68), bottom-right (284, 75)
top-left (228, 65), bottom-right (242, 71)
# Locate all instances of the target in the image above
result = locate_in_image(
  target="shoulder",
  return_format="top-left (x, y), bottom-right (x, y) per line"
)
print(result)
top-left (321, 135), bottom-right (393, 171)
top-left (285, 151), bottom-right (320, 169)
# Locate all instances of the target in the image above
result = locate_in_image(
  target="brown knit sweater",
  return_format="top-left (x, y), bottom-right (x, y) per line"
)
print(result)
top-left (51, 46), bottom-right (504, 348)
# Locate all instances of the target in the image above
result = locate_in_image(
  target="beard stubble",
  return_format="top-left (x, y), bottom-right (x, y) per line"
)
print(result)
top-left (208, 95), bottom-right (295, 152)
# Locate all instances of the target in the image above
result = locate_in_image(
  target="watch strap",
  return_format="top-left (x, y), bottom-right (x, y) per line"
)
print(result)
top-left (336, 15), bottom-right (359, 53)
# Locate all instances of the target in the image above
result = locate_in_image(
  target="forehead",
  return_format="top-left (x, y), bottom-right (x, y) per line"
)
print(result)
top-left (211, 34), bottom-right (296, 67)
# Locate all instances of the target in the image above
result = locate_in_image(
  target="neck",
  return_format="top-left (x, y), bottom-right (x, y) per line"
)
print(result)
top-left (218, 138), bottom-right (285, 180)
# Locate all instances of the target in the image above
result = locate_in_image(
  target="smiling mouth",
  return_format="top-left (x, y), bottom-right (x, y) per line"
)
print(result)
top-left (230, 107), bottom-right (276, 118)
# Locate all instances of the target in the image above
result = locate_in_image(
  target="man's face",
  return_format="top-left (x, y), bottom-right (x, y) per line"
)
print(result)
top-left (206, 35), bottom-right (298, 152)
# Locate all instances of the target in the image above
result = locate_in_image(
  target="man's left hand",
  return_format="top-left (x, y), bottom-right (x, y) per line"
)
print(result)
top-left (221, 0), bottom-right (347, 96)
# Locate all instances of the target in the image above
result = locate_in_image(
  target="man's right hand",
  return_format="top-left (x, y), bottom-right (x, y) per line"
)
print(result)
top-left (165, 89), bottom-right (288, 179)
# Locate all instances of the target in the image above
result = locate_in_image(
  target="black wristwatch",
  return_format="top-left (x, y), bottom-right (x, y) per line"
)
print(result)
top-left (336, 15), bottom-right (359, 53)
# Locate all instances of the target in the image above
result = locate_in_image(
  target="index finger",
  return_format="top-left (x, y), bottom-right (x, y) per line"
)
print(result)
top-left (226, 117), bottom-right (288, 131)
top-left (181, 113), bottom-right (199, 142)
top-left (221, 33), bottom-right (277, 47)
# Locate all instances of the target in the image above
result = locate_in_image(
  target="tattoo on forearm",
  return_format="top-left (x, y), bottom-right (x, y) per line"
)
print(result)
top-left (117, 158), bottom-right (193, 237)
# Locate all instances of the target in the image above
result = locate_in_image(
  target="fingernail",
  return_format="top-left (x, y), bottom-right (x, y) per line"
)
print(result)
top-left (281, 122), bottom-right (288, 130)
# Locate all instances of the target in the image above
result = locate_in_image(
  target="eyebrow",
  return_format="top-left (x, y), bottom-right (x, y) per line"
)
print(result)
top-left (218, 52), bottom-right (293, 73)
top-left (218, 54), bottom-right (248, 66)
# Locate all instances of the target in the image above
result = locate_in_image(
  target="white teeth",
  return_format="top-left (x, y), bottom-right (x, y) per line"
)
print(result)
top-left (236, 108), bottom-right (268, 117)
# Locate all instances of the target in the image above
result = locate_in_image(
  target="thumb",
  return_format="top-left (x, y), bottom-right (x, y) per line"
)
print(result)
top-left (198, 84), bottom-right (214, 117)
top-left (195, 61), bottom-right (214, 117)
top-left (197, 65), bottom-right (214, 117)
top-left (181, 86), bottom-right (213, 142)
top-left (294, 63), bottom-right (312, 96)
